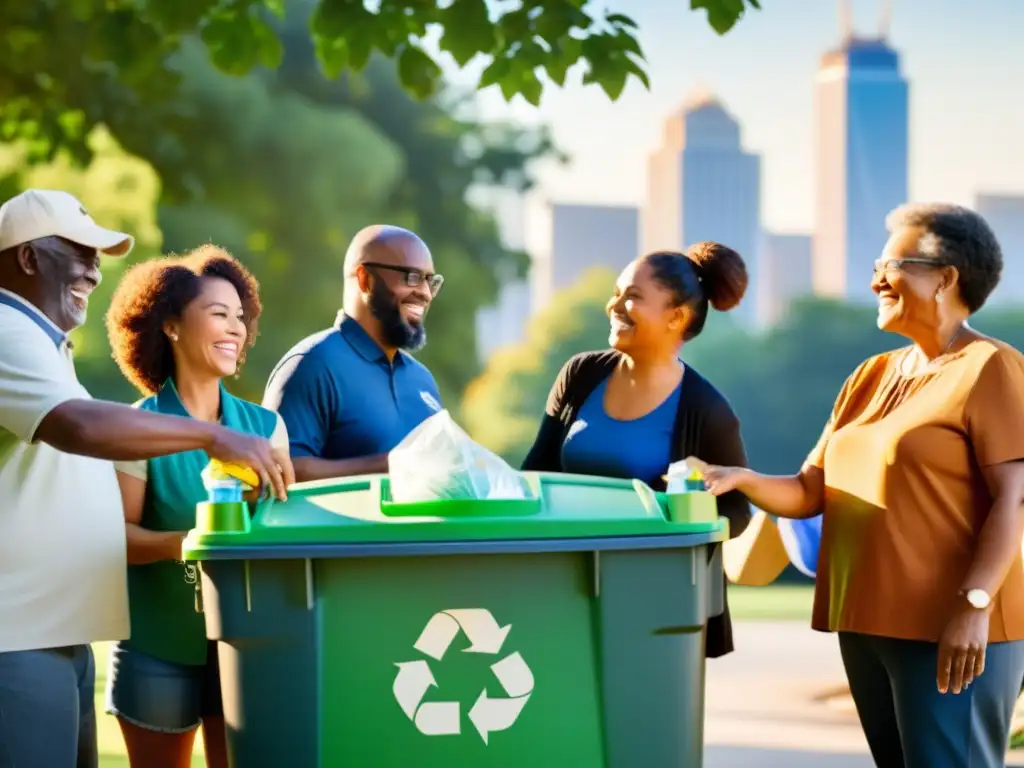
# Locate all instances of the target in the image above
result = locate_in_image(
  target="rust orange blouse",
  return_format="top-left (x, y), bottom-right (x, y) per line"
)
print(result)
top-left (805, 339), bottom-right (1024, 643)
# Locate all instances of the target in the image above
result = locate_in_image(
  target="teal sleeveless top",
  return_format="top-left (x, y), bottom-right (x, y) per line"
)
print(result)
top-left (122, 378), bottom-right (277, 665)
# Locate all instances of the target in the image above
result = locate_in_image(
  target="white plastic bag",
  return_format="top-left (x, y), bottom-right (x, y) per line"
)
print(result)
top-left (388, 410), bottom-right (528, 503)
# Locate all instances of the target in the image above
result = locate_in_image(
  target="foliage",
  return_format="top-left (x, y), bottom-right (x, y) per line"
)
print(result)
top-left (4, 7), bottom-right (546, 410)
top-left (463, 275), bottom-right (1024, 475)
top-left (146, 39), bottom-right (406, 402)
top-left (0, 0), bottom-right (760, 184)
top-left (274, 9), bottom-right (553, 405)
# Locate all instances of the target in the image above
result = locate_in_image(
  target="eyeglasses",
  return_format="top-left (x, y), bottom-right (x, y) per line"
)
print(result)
top-left (362, 262), bottom-right (444, 296)
top-left (872, 257), bottom-right (950, 277)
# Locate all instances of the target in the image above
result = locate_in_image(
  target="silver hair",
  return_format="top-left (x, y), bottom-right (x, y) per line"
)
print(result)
top-left (884, 202), bottom-right (1003, 313)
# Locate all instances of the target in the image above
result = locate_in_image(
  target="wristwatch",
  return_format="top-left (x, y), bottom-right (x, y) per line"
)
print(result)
top-left (961, 588), bottom-right (992, 610)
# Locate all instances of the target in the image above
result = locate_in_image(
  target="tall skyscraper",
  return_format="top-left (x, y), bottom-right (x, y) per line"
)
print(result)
top-left (644, 90), bottom-right (761, 325)
top-left (531, 202), bottom-right (639, 313)
top-left (812, 14), bottom-right (909, 303)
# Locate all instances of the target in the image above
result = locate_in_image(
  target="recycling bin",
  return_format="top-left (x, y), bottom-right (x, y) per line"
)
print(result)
top-left (182, 472), bottom-right (729, 768)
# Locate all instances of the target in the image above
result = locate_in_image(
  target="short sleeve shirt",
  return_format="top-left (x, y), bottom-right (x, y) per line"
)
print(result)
top-left (0, 288), bottom-right (129, 652)
top-left (262, 312), bottom-right (443, 460)
top-left (805, 339), bottom-right (1024, 643)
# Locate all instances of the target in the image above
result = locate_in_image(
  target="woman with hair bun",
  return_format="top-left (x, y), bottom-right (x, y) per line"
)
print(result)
top-left (522, 242), bottom-right (753, 659)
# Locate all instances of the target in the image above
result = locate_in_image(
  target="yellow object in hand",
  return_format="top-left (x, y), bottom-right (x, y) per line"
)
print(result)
top-left (206, 459), bottom-right (260, 490)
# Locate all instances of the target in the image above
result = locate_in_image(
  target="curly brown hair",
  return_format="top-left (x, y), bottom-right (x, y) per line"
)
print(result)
top-left (105, 245), bottom-right (262, 396)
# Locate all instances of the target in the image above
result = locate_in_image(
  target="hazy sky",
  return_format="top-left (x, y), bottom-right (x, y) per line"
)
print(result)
top-left (439, 0), bottom-right (1024, 239)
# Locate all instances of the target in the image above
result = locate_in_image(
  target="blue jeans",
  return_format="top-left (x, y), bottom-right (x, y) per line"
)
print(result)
top-left (0, 645), bottom-right (96, 768)
top-left (839, 632), bottom-right (1024, 768)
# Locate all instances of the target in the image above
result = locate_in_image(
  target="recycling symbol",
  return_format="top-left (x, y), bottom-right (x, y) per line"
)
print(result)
top-left (392, 608), bottom-right (534, 744)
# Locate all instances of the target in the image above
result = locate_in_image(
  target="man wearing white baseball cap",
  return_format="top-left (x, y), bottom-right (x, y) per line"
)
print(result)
top-left (0, 189), bottom-right (292, 768)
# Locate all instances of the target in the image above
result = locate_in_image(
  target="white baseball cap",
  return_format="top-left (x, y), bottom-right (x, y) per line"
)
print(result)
top-left (0, 189), bottom-right (134, 256)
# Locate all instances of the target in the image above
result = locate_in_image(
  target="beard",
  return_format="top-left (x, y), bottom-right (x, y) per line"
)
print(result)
top-left (368, 279), bottom-right (427, 352)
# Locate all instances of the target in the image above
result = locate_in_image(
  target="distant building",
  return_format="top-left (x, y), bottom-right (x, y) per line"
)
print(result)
top-left (475, 279), bottom-right (532, 363)
top-left (976, 194), bottom-right (1024, 306)
top-left (472, 187), bottom-right (532, 363)
top-left (757, 233), bottom-right (814, 327)
top-left (812, 34), bottom-right (909, 303)
top-left (644, 89), bottom-right (762, 325)
top-left (530, 202), bottom-right (639, 313)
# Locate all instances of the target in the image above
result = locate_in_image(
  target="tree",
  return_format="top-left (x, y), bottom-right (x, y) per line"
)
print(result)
top-left (1, 0), bottom-right (760, 187)
top-left (2, 9), bottom-right (548, 409)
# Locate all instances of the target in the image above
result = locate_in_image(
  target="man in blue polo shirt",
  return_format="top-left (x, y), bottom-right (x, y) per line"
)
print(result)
top-left (263, 225), bottom-right (444, 482)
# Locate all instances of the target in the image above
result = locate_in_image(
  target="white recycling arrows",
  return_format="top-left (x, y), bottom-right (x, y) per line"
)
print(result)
top-left (469, 651), bottom-right (535, 744)
top-left (392, 607), bottom-right (534, 744)
top-left (413, 608), bottom-right (512, 660)
top-left (392, 661), bottom-right (436, 720)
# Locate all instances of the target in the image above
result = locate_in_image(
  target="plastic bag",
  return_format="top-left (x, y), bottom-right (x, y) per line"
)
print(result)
top-left (388, 410), bottom-right (529, 503)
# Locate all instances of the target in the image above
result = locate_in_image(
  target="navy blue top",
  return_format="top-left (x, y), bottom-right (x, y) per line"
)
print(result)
top-left (560, 374), bottom-right (682, 489)
top-left (262, 312), bottom-right (443, 460)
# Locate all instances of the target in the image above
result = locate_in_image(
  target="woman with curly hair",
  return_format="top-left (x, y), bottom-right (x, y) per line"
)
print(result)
top-left (102, 245), bottom-right (292, 768)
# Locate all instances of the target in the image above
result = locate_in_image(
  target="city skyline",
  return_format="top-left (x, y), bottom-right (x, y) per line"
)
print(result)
top-left (644, 93), bottom-right (761, 324)
top-left (435, 0), bottom-right (1024, 246)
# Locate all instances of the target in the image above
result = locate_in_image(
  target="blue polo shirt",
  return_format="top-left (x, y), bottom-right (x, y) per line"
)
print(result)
top-left (263, 312), bottom-right (443, 460)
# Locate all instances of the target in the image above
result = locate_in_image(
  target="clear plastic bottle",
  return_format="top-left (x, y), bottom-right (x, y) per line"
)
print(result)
top-left (206, 477), bottom-right (244, 504)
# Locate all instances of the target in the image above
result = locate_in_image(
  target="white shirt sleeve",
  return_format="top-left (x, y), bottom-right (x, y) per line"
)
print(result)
top-left (0, 321), bottom-right (85, 443)
top-left (115, 459), bottom-right (148, 481)
top-left (270, 412), bottom-right (290, 452)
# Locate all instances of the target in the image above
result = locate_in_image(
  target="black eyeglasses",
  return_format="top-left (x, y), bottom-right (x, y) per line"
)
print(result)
top-left (362, 262), bottom-right (444, 296)
top-left (872, 257), bottom-right (950, 277)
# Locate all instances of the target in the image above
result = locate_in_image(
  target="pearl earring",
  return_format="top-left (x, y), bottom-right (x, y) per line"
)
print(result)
top-left (935, 292), bottom-right (944, 304)
top-left (169, 333), bottom-right (178, 342)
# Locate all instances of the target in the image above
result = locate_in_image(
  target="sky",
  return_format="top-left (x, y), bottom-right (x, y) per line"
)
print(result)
top-left (436, 0), bottom-right (1024, 247)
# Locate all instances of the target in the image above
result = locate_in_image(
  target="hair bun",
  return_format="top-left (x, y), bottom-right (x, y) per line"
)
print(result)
top-left (685, 241), bottom-right (748, 312)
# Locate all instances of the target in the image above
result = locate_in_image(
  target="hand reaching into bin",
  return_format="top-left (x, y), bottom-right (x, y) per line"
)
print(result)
top-left (207, 427), bottom-right (295, 501)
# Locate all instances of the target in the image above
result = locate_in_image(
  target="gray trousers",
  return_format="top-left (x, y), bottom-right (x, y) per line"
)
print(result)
top-left (839, 632), bottom-right (1024, 768)
top-left (0, 645), bottom-right (97, 768)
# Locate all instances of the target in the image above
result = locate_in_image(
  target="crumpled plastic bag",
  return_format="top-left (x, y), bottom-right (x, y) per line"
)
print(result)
top-left (388, 410), bottom-right (528, 503)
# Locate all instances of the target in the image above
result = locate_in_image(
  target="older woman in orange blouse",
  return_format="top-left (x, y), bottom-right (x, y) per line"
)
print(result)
top-left (691, 203), bottom-right (1024, 768)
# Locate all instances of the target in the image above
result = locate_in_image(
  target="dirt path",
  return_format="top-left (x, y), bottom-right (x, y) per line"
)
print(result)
top-left (703, 622), bottom-right (1024, 767)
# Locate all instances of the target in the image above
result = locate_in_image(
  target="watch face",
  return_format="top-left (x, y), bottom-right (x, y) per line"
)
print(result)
top-left (967, 589), bottom-right (991, 608)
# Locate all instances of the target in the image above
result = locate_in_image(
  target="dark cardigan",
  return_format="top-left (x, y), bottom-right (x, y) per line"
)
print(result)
top-left (521, 349), bottom-right (752, 658)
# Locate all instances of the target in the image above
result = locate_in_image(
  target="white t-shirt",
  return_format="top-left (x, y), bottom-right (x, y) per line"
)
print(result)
top-left (0, 289), bottom-right (129, 652)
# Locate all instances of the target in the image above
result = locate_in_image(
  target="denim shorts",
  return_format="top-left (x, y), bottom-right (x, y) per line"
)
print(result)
top-left (104, 641), bottom-right (223, 733)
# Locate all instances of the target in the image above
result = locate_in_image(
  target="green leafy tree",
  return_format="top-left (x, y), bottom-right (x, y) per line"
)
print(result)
top-left (147, 39), bottom-right (406, 402)
top-left (274, 10), bottom-right (552, 404)
top-left (1, 0), bottom-right (759, 185)
top-left (2, 10), bottom-right (547, 408)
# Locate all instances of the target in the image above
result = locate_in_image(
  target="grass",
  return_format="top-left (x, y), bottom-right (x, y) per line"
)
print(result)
top-left (728, 584), bottom-right (815, 621)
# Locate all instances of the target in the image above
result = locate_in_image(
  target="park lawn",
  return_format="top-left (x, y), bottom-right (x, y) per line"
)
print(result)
top-left (91, 584), bottom-right (814, 766)
top-left (727, 584), bottom-right (814, 621)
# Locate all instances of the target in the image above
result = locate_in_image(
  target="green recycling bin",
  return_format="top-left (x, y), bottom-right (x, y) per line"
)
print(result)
top-left (182, 471), bottom-right (728, 767)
